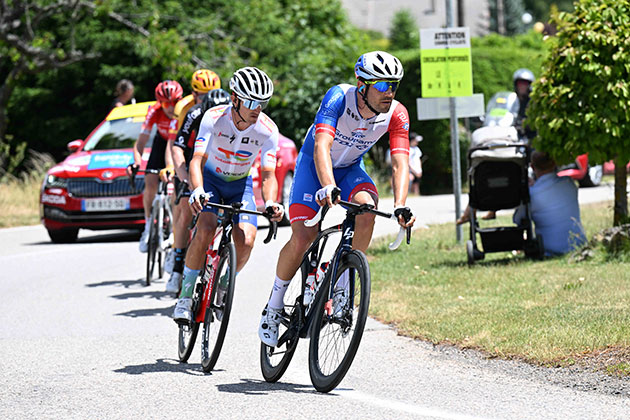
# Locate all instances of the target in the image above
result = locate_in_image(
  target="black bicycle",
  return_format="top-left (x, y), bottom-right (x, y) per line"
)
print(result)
top-left (260, 194), bottom-right (412, 393)
top-left (178, 199), bottom-right (277, 372)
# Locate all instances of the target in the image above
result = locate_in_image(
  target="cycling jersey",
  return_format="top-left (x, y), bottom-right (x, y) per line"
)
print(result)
top-left (289, 84), bottom-right (410, 223)
top-left (194, 104), bottom-right (278, 182)
top-left (301, 84), bottom-right (410, 168)
top-left (174, 102), bottom-right (204, 166)
top-left (141, 103), bottom-right (178, 170)
top-left (174, 94), bottom-right (195, 129)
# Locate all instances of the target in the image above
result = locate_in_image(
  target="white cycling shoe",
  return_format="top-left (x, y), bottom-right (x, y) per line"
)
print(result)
top-left (165, 271), bottom-right (182, 294)
top-left (258, 306), bottom-right (282, 347)
top-left (172, 297), bottom-right (193, 324)
top-left (138, 228), bottom-right (149, 253)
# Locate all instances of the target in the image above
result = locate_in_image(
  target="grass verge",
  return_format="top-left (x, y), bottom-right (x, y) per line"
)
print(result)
top-left (367, 200), bottom-right (630, 373)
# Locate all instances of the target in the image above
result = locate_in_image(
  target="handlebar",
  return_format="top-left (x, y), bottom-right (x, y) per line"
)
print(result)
top-left (127, 165), bottom-right (160, 192)
top-left (189, 195), bottom-right (278, 244)
top-left (304, 199), bottom-right (412, 251)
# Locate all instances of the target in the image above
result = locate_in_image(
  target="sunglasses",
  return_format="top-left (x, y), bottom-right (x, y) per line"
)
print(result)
top-left (240, 98), bottom-right (269, 110)
top-left (161, 101), bottom-right (177, 108)
top-left (364, 80), bottom-right (400, 93)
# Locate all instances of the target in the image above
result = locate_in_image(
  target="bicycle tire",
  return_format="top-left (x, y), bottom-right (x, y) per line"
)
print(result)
top-left (145, 206), bottom-right (159, 286)
top-left (308, 250), bottom-right (371, 393)
top-left (178, 320), bottom-right (200, 363)
top-left (201, 242), bottom-right (236, 372)
top-left (259, 260), bottom-right (309, 383)
top-left (157, 201), bottom-right (173, 279)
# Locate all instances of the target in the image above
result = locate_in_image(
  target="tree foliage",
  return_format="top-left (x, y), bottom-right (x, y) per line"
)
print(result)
top-left (389, 9), bottom-right (419, 51)
top-left (528, 0), bottom-right (630, 224)
top-left (1, 0), bottom-right (367, 172)
top-left (523, 0), bottom-right (575, 22)
top-left (488, 0), bottom-right (527, 34)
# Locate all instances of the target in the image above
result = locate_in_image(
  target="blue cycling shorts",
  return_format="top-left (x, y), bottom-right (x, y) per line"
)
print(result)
top-left (288, 153), bottom-right (378, 224)
top-left (202, 171), bottom-right (257, 227)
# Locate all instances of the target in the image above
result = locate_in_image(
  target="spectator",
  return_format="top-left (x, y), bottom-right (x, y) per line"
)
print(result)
top-left (111, 79), bottom-right (135, 109)
top-left (513, 151), bottom-right (587, 256)
top-left (408, 132), bottom-right (423, 194)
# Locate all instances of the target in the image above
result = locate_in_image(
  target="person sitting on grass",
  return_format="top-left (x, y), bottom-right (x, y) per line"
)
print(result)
top-left (513, 151), bottom-right (587, 256)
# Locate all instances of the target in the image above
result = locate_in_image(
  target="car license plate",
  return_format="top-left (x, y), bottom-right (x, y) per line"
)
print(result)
top-left (82, 198), bottom-right (129, 212)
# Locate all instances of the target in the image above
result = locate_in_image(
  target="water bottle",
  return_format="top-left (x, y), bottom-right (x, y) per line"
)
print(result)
top-left (304, 262), bottom-right (328, 306)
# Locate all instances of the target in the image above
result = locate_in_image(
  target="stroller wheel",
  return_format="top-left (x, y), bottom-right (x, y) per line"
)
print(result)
top-left (466, 240), bottom-right (475, 265)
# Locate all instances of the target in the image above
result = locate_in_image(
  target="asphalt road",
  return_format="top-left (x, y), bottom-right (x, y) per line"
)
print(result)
top-left (1, 184), bottom-right (628, 419)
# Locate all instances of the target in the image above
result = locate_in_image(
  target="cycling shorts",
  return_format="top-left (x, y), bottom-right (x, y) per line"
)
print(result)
top-left (202, 170), bottom-right (257, 227)
top-left (146, 134), bottom-right (167, 171)
top-left (288, 153), bottom-right (378, 224)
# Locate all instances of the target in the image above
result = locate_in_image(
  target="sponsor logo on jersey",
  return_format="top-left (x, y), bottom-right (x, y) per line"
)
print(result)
top-left (354, 177), bottom-right (365, 183)
top-left (218, 132), bottom-right (229, 138)
top-left (217, 147), bottom-right (253, 161)
top-left (346, 108), bottom-right (360, 121)
top-left (303, 193), bottom-right (313, 202)
top-left (326, 92), bottom-right (343, 108)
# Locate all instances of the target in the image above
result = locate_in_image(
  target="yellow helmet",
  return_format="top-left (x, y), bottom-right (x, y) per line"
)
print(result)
top-left (191, 69), bottom-right (221, 93)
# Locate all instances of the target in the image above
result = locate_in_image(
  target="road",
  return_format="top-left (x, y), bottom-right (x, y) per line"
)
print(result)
top-left (1, 184), bottom-right (628, 419)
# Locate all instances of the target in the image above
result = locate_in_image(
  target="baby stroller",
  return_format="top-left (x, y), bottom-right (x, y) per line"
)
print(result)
top-left (465, 125), bottom-right (543, 264)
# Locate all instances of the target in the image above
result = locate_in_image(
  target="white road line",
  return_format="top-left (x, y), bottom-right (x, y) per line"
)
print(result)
top-left (334, 389), bottom-right (501, 420)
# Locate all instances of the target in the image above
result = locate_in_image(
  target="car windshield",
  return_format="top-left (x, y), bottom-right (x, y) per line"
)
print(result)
top-left (83, 117), bottom-right (157, 151)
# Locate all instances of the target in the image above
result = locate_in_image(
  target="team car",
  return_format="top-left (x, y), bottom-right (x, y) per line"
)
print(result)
top-left (40, 101), bottom-right (297, 243)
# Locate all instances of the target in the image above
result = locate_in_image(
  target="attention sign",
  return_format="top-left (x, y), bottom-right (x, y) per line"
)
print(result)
top-left (420, 27), bottom-right (473, 98)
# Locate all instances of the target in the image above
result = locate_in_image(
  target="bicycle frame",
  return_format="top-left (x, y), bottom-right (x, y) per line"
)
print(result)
top-left (152, 178), bottom-right (174, 252)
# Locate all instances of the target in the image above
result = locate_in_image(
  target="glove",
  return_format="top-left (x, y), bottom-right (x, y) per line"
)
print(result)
top-left (189, 186), bottom-right (206, 205)
top-left (315, 185), bottom-right (340, 204)
top-left (265, 200), bottom-right (285, 219)
top-left (394, 206), bottom-right (413, 223)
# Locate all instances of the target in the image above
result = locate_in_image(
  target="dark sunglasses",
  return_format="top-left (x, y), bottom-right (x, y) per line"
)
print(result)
top-left (364, 80), bottom-right (400, 93)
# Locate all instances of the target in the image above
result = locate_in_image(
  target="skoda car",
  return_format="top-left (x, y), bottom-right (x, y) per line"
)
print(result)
top-left (40, 102), bottom-right (298, 243)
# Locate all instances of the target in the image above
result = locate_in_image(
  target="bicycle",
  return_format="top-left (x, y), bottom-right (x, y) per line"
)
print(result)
top-left (129, 167), bottom-right (174, 286)
top-left (260, 193), bottom-right (412, 393)
top-left (178, 198), bottom-right (278, 372)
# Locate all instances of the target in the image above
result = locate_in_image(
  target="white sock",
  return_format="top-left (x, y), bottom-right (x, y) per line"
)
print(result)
top-left (268, 276), bottom-right (291, 310)
top-left (144, 218), bottom-right (151, 230)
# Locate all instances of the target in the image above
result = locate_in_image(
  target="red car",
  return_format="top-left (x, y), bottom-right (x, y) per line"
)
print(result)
top-left (557, 154), bottom-right (603, 187)
top-left (40, 102), bottom-right (298, 243)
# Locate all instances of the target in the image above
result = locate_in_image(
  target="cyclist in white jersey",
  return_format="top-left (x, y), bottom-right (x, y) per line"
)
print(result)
top-left (173, 67), bottom-right (284, 323)
top-left (258, 51), bottom-right (417, 346)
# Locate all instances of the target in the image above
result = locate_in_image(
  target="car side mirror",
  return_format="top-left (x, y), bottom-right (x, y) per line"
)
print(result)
top-left (67, 139), bottom-right (83, 153)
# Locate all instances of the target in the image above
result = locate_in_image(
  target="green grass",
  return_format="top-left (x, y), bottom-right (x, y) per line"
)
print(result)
top-left (367, 201), bottom-right (630, 371)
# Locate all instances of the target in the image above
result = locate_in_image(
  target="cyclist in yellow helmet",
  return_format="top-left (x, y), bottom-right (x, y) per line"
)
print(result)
top-left (174, 69), bottom-right (221, 129)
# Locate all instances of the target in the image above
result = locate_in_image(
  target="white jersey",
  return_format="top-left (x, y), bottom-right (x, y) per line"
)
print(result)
top-left (194, 105), bottom-right (278, 181)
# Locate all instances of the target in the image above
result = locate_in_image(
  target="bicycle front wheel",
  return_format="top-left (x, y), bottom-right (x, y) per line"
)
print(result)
top-left (145, 207), bottom-right (159, 286)
top-left (308, 250), bottom-right (371, 393)
top-left (260, 260), bottom-right (308, 383)
top-left (178, 320), bottom-right (200, 363)
top-left (201, 242), bottom-right (236, 372)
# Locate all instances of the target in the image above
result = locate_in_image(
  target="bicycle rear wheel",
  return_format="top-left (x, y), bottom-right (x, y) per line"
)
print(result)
top-left (178, 320), bottom-right (200, 363)
top-left (308, 250), bottom-right (371, 393)
top-left (260, 260), bottom-right (307, 383)
top-left (145, 207), bottom-right (159, 286)
top-left (201, 242), bottom-right (236, 372)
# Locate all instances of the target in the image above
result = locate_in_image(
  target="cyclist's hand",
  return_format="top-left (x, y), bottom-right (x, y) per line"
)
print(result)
top-left (265, 200), bottom-right (285, 222)
top-left (188, 186), bottom-right (206, 215)
top-left (315, 185), bottom-right (340, 208)
top-left (159, 167), bottom-right (173, 183)
top-left (126, 163), bottom-right (139, 177)
top-left (394, 206), bottom-right (415, 228)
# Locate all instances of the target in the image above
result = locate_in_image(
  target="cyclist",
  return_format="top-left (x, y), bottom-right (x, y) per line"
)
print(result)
top-left (512, 68), bottom-right (536, 140)
top-left (172, 67), bottom-right (284, 323)
top-left (165, 89), bottom-right (232, 293)
top-left (258, 51), bottom-right (416, 347)
top-left (163, 69), bottom-right (221, 279)
top-left (128, 80), bottom-right (183, 253)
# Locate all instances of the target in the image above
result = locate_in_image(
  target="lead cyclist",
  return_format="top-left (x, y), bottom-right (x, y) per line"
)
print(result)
top-left (258, 51), bottom-right (416, 346)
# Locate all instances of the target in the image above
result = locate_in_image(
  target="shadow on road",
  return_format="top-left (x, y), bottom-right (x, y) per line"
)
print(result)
top-left (110, 290), bottom-right (176, 301)
top-left (85, 278), bottom-right (145, 289)
top-left (217, 378), bottom-right (324, 396)
top-left (115, 306), bottom-right (173, 318)
top-left (114, 358), bottom-right (206, 376)
top-left (29, 230), bottom-right (140, 246)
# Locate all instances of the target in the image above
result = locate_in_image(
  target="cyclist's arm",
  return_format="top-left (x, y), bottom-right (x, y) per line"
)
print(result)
top-left (261, 169), bottom-right (278, 205)
top-left (164, 118), bottom-right (178, 170)
top-left (170, 140), bottom-right (188, 183)
top-left (260, 129), bottom-right (279, 204)
top-left (133, 132), bottom-right (150, 167)
top-left (391, 152), bottom-right (409, 207)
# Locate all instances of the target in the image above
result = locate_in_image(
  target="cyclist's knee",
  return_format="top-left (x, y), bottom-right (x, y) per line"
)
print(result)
top-left (289, 224), bottom-right (317, 253)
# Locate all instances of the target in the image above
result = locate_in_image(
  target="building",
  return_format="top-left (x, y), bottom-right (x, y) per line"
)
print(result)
top-left (341, 0), bottom-right (490, 38)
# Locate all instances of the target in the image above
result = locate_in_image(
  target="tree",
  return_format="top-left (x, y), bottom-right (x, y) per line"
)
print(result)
top-left (389, 9), bottom-right (419, 51)
top-left (489, 0), bottom-right (527, 34)
top-left (522, 0), bottom-right (575, 22)
top-left (528, 0), bottom-right (630, 225)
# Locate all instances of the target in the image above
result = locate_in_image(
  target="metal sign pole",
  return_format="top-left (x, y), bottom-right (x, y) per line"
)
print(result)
top-left (446, 0), bottom-right (463, 241)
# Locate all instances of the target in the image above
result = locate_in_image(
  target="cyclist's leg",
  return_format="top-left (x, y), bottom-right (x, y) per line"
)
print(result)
top-left (336, 163), bottom-right (379, 253)
top-left (167, 198), bottom-right (193, 292)
top-left (143, 136), bottom-right (167, 219)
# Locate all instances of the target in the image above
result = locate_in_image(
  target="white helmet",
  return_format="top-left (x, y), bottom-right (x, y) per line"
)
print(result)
top-left (229, 67), bottom-right (274, 101)
top-left (355, 51), bottom-right (404, 81)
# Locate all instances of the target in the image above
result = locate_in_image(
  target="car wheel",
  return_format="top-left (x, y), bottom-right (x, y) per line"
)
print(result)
top-left (47, 228), bottom-right (79, 243)
top-left (279, 171), bottom-right (293, 227)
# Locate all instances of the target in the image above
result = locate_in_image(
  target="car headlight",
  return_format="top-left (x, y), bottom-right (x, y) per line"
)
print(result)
top-left (44, 174), bottom-right (68, 189)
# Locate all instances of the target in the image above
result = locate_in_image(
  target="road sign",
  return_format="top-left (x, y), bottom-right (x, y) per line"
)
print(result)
top-left (420, 27), bottom-right (472, 98)
top-left (416, 94), bottom-right (484, 121)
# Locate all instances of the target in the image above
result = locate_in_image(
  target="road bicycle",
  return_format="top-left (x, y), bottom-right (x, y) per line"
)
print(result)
top-left (260, 194), bottom-right (412, 392)
top-left (178, 199), bottom-right (278, 372)
top-left (129, 167), bottom-right (174, 286)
